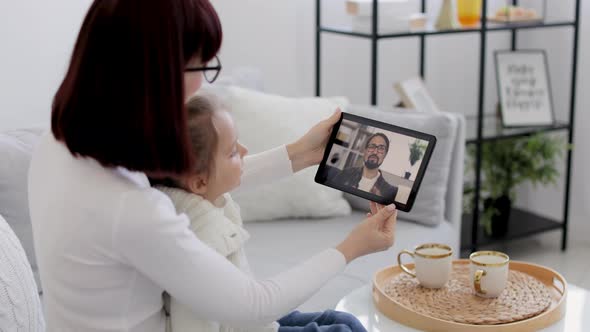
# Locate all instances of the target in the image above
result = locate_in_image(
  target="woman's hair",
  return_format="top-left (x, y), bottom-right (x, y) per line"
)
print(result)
top-left (51, 0), bottom-right (222, 177)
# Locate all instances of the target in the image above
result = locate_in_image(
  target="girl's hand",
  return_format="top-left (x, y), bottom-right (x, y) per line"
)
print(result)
top-left (336, 202), bottom-right (397, 264)
top-left (286, 109), bottom-right (342, 173)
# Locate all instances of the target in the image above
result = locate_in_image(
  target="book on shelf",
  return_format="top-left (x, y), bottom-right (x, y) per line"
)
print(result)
top-left (346, 0), bottom-right (414, 17)
top-left (346, 0), bottom-right (425, 33)
top-left (394, 77), bottom-right (441, 113)
top-left (349, 13), bottom-right (426, 33)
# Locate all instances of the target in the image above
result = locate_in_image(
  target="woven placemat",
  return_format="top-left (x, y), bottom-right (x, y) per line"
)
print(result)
top-left (383, 264), bottom-right (552, 325)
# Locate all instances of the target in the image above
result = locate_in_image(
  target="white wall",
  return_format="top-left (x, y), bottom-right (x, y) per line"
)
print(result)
top-left (380, 133), bottom-right (426, 181)
top-left (211, 0), bottom-right (300, 96)
top-left (0, 0), bottom-right (93, 131)
top-left (2, 0), bottom-right (588, 226)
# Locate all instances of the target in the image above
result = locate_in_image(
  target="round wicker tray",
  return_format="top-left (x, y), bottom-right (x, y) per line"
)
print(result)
top-left (373, 260), bottom-right (567, 332)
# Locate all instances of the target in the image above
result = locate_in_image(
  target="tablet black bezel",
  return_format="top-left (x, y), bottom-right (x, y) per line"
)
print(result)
top-left (314, 112), bottom-right (437, 212)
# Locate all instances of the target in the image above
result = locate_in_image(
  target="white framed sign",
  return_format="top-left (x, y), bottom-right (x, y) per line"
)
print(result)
top-left (495, 50), bottom-right (555, 127)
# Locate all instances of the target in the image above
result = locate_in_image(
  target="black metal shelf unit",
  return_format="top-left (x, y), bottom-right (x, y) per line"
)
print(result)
top-left (315, 0), bottom-right (580, 252)
top-left (320, 20), bottom-right (576, 39)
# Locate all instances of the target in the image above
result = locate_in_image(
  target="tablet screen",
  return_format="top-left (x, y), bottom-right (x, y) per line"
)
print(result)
top-left (316, 112), bottom-right (436, 212)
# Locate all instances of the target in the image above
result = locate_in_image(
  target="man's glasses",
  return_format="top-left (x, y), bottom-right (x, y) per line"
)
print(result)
top-left (366, 144), bottom-right (387, 153)
top-left (185, 55), bottom-right (222, 83)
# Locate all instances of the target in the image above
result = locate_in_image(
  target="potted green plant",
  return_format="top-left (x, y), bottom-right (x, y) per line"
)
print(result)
top-left (405, 140), bottom-right (428, 179)
top-left (464, 134), bottom-right (566, 238)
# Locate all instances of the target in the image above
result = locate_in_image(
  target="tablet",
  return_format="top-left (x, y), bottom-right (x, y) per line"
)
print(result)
top-left (315, 112), bottom-right (437, 212)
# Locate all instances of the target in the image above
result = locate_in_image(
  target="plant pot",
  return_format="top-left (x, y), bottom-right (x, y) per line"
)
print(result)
top-left (483, 195), bottom-right (512, 238)
top-left (404, 171), bottom-right (411, 179)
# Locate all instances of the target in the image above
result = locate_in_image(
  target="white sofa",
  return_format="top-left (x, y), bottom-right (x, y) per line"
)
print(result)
top-left (0, 89), bottom-right (464, 314)
top-left (0, 214), bottom-right (45, 330)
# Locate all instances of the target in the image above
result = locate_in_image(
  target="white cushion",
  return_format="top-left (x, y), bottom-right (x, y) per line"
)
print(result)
top-left (211, 86), bottom-right (352, 222)
top-left (342, 107), bottom-right (457, 227)
top-left (0, 127), bottom-right (45, 287)
top-left (0, 214), bottom-right (45, 330)
top-left (214, 67), bottom-right (265, 92)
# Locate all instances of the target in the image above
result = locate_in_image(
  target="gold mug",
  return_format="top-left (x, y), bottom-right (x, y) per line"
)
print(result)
top-left (469, 251), bottom-right (510, 298)
top-left (397, 243), bottom-right (453, 289)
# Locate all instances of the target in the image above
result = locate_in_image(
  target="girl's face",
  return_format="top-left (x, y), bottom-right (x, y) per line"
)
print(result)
top-left (191, 111), bottom-right (248, 202)
top-left (209, 111), bottom-right (248, 198)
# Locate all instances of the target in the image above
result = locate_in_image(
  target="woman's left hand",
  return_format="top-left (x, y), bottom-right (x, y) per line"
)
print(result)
top-left (286, 109), bottom-right (342, 173)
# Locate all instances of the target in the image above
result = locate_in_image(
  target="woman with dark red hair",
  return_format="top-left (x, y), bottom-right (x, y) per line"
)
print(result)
top-left (28, 1), bottom-right (397, 331)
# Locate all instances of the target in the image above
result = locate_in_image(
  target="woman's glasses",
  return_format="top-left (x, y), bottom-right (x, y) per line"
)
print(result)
top-left (185, 55), bottom-right (222, 83)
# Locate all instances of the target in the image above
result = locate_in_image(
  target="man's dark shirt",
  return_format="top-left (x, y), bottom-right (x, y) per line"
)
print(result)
top-left (331, 167), bottom-right (398, 200)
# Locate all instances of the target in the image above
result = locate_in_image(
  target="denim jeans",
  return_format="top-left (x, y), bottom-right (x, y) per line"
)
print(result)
top-left (277, 310), bottom-right (367, 332)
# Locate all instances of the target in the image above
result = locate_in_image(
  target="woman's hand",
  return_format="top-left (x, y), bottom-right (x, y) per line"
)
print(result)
top-left (336, 202), bottom-right (397, 264)
top-left (286, 109), bottom-right (342, 173)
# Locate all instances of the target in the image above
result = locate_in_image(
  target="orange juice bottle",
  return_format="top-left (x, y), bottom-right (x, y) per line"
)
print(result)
top-left (457, 0), bottom-right (483, 26)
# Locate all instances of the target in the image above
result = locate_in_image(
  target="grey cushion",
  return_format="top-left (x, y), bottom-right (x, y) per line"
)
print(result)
top-left (0, 127), bottom-right (45, 288)
top-left (341, 106), bottom-right (458, 227)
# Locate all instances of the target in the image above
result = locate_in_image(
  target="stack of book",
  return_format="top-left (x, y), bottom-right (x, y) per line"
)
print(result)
top-left (346, 0), bottom-right (426, 33)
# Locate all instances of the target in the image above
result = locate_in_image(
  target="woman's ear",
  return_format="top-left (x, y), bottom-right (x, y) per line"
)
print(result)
top-left (185, 173), bottom-right (208, 195)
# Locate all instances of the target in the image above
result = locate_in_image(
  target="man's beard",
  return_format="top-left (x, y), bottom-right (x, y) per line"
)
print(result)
top-left (364, 155), bottom-right (381, 170)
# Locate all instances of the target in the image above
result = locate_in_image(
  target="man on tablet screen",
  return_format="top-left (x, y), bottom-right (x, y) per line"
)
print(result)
top-left (333, 133), bottom-right (398, 199)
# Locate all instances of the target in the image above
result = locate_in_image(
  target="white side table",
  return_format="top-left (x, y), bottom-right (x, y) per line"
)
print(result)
top-left (336, 284), bottom-right (590, 332)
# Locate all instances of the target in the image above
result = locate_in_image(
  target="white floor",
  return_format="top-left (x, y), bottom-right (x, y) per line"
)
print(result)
top-left (501, 223), bottom-right (590, 291)
top-left (298, 216), bottom-right (590, 312)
